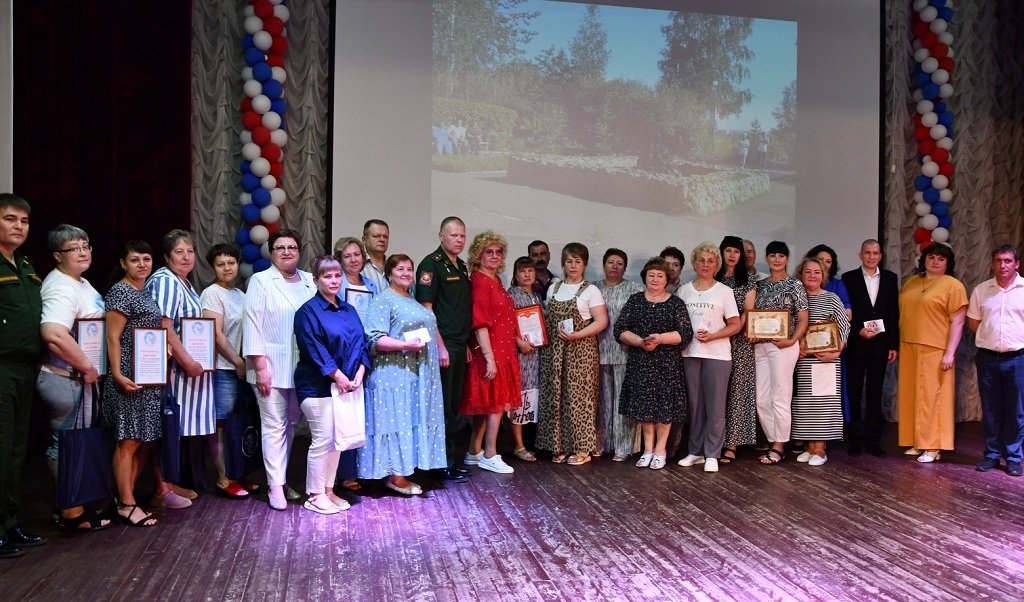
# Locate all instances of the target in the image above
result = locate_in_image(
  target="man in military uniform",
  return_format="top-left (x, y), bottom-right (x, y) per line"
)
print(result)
top-left (416, 216), bottom-right (472, 482)
top-left (0, 193), bottom-right (46, 558)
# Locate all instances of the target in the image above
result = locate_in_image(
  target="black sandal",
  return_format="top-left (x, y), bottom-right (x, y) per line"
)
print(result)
top-left (57, 509), bottom-right (110, 531)
top-left (117, 502), bottom-right (158, 528)
top-left (759, 448), bottom-right (785, 465)
top-left (720, 448), bottom-right (737, 464)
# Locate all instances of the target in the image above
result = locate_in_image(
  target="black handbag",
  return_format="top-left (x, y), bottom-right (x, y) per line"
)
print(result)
top-left (55, 382), bottom-right (114, 509)
top-left (223, 379), bottom-right (263, 479)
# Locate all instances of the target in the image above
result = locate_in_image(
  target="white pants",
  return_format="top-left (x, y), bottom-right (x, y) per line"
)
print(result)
top-left (254, 386), bottom-right (301, 487)
top-left (300, 395), bottom-right (342, 494)
top-left (754, 343), bottom-right (800, 443)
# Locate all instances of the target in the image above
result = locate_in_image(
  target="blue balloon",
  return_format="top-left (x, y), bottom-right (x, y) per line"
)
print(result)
top-left (241, 173), bottom-right (261, 192)
top-left (922, 83), bottom-right (940, 99)
top-left (236, 228), bottom-right (252, 246)
top-left (241, 160), bottom-right (252, 175)
top-left (931, 201), bottom-right (950, 217)
top-left (929, 0), bottom-right (943, 6)
top-left (244, 47), bottom-right (266, 67)
top-left (252, 188), bottom-right (272, 208)
top-left (938, 216), bottom-right (952, 228)
top-left (241, 243), bottom-right (262, 264)
top-left (945, 126), bottom-right (953, 139)
top-left (939, 7), bottom-right (953, 22)
top-left (933, 102), bottom-right (946, 113)
top-left (254, 258), bottom-right (273, 273)
top-left (923, 187), bottom-right (940, 204)
top-left (270, 99), bottom-right (287, 116)
top-left (914, 175), bottom-right (932, 191)
top-left (937, 111), bottom-right (953, 127)
top-left (242, 35), bottom-right (254, 50)
top-left (253, 62), bottom-right (272, 83)
top-left (914, 71), bottom-right (931, 89)
top-left (241, 204), bottom-right (261, 224)
top-left (262, 80), bottom-right (283, 99)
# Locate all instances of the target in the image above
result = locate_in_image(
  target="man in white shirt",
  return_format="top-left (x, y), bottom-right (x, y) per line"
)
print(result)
top-left (967, 245), bottom-right (1024, 477)
top-left (360, 219), bottom-right (389, 292)
top-left (743, 239), bottom-right (768, 282)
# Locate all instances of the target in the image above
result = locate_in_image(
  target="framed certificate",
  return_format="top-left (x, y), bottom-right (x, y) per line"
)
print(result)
top-left (515, 304), bottom-right (549, 347)
top-left (133, 327), bottom-right (168, 386)
top-left (73, 318), bottom-right (107, 375)
top-left (181, 318), bottom-right (216, 371)
top-left (746, 309), bottom-right (790, 340)
top-left (345, 288), bottom-right (373, 320)
top-left (803, 321), bottom-right (841, 353)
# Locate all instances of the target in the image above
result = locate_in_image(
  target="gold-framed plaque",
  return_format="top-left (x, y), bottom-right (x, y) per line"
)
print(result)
top-left (514, 304), bottom-right (549, 347)
top-left (746, 309), bottom-right (790, 340)
top-left (803, 321), bottom-right (841, 354)
top-left (133, 327), bottom-right (168, 386)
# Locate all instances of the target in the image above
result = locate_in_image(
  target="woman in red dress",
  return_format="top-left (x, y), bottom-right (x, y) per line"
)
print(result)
top-left (460, 231), bottom-right (521, 474)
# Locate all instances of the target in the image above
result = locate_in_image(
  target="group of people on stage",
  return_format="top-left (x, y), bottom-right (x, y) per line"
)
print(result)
top-left (2, 191), bottom-right (1023, 560)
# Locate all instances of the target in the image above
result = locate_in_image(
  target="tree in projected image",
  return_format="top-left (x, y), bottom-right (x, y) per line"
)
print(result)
top-left (770, 80), bottom-right (796, 166)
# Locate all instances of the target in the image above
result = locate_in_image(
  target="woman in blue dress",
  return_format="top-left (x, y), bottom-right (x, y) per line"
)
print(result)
top-left (357, 254), bottom-right (447, 495)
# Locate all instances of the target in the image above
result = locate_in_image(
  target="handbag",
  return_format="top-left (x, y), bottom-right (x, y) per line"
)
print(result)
top-left (55, 382), bottom-right (114, 509)
top-left (224, 379), bottom-right (263, 479)
top-left (332, 383), bottom-right (366, 452)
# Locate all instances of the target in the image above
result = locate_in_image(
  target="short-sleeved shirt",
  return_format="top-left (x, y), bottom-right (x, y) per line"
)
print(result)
top-left (200, 283), bottom-right (245, 370)
top-left (679, 281), bottom-right (739, 360)
top-left (0, 252), bottom-right (43, 362)
top-left (546, 280), bottom-right (605, 319)
top-left (415, 245), bottom-right (471, 345)
top-left (899, 274), bottom-right (968, 349)
top-left (754, 276), bottom-right (809, 338)
top-left (39, 269), bottom-right (104, 370)
top-left (967, 274), bottom-right (1024, 353)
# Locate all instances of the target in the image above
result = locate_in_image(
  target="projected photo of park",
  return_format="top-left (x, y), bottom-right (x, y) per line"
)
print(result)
top-left (431, 0), bottom-right (797, 267)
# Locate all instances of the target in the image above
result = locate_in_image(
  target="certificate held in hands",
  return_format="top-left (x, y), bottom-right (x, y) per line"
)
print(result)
top-left (746, 309), bottom-right (790, 340)
top-left (74, 318), bottom-right (107, 375)
top-left (133, 328), bottom-right (168, 386)
top-left (514, 305), bottom-right (549, 346)
top-left (181, 318), bottom-right (216, 371)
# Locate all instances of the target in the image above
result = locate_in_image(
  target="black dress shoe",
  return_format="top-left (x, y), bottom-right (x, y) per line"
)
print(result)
top-left (6, 527), bottom-right (47, 548)
top-left (1007, 461), bottom-right (1023, 477)
top-left (865, 445), bottom-right (887, 458)
top-left (433, 467), bottom-right (469, 483)
top-left (0, 535), bottom-right (25, 559)
top-left (976, 457), bottom-right (1000, 472)
top-left (450, 464), bottom-right (472, 477)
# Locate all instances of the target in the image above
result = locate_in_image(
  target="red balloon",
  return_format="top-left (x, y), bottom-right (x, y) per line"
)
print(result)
top-left (921, 33), bottom-right (937, 48)
top-left (252, 126), bottom-right (271, 146)
top-left (269, 161), bottom-right (284, 178)
top-left (931, 148), bottom-right (949, 163)
top-left (269, 36), bottom-right (289, 56)
top-left (919, 139), bottom-right (936, 156)
top-left (914, 228), bottom-right (933, 244)
top-left (938, 162), bottom-right (954, 177)
top-left (938, 57), bottom-right (954, 72)
top-left (920, 241), bottom-right (932, 253)
top-left (913, 20), bottom-right (929, 38)
top-left (913, 113), bottom-right (924, 128)
top-left (267, 55), bottom-right (285, 68)
top-left (253, 0), bottom-right (273, 20)
top-left (243, 110), bottom-right (262, 130)
top-left (263, 16), bottom-right (284, 37)
top-left (931, 43), bottom-right (949, 59)
top-left (240, 97), bottom-right (252, 113)
top-left (261, 143), bottom-right (282, 162)
top-left (914, 126), bottom-right (931, 142)
top-left (266, 222), bottom-right (281, 234)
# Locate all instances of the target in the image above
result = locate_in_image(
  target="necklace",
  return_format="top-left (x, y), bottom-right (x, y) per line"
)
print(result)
top-left (920, 275), bottom-right (941, 294)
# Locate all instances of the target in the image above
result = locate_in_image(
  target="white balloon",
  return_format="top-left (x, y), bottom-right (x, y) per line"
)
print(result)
top-left (931, 69), bottom-right (949, 85)
top-left (913, 191), bottom-right (924, 204)
top-left (912, 39), bottom-right (922, 52)
top-left (240, 192), bottom-right (252, 205)
top-left (916, 100), bottom-right (934, 115)
top-left (939, 188), bottom-right (953, 203)
top-left (921, 57), bottom-right (939, 74)
top-left (270, 129), bottom-right (288, 147)
top-left (944, 0), bottom-right (954, 8)
top-left (249, 225), bottom-right (270, 245)
top-left (261, 111), bottom-right (282, 130)
top-left (242, 67), bottom-right (253, 81)
top-left (260, 205), bottom-right (281, 224)
top-left (929, 124), bottom-right (947, 140)
top-left (261, 241), bottom-right (272, 260)
top-left (242, 142), bottom-right (262, 161)
top-left (250, 157), bottom-right (271, 178)
top-left (270, 188), bottom-right (287, 207)
top-left (912, 0), bottom-right (929, 11)
top-left (243, 16), bottom-right (264, 35)
top-left (253, 31), bottom-right (273, 51)
top-left (251, 94), bottom-right (272, 115)
top-left (939, 83), bottom-right (954, 99)
top-left (914, 48), bottom-right (931, 64)
top-left (945, 47), bottom-right (954, 59)
top-left (915, 202), bottom-right (933, 217)
top-left (938, 32), bottom-right (953, 46)
top-left (239, 262), bottom-right (254, 280)
top-left (239, 130), bottom-right (252, 144)
top-left (929, 18), bottom-right (947, 34)
top-left (271, 67), bottom-right (287, 83)
top-left (271, 0), bottom-right (284, 5)
top-left (919, 6), bottom-right (938, 22)
top-left (931, 174), bottom-right (949, 190)
top-left (919, 214), bottom-right (939, 230)
top-left (274, 5), bottom-right (290, 22)
top-left (260, 175), bottom-right (277, 190)
top-left (243, 6), bottom-right (255, 18)
top-left (921, 161), bottom-right (939, 178)
top-left (912, 89), bottom-right (924, 102)
top-left (921, 112), bottom-right (938, 128)
top-left (931, 226), bottom-right (950, 243)
top-left (243, 79), bottom-right (263, 98)
top-left (937, 136), bottom-right (953, 150)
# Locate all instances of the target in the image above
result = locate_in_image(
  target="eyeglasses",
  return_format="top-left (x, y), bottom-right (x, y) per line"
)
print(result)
top-left (59, 245), bottom-right (92, 254)
top-left (272, 245), bottom-right (300, 253)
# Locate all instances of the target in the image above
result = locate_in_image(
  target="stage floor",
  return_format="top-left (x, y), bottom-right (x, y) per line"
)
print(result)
top-left (2, 423), bottom-right (1022, 601)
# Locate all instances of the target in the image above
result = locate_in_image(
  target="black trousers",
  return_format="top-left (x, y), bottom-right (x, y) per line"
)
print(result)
top-left (440, 342), bottom-right (470, 463)
top-left (845, 344), bottom-right (889, 447)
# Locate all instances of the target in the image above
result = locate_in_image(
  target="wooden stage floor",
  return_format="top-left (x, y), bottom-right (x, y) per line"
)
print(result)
top-left (2, 422), bottom-right (1022, 601)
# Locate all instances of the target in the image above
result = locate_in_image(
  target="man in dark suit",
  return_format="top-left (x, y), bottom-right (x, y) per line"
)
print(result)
top-left (841, 239), bottom-right (899, 457)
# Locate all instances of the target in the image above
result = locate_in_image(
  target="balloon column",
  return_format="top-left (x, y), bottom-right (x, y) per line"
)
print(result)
top-left (910, 0), bottom-right (955, 252)
top-left (236, 0), bottom-right (290, 278)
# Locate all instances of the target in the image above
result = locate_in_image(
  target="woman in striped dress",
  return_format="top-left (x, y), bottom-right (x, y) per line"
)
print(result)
top-left (791, 256), bottom-right (849, 466)
top-left (146, 229), bottom-right (214, 507)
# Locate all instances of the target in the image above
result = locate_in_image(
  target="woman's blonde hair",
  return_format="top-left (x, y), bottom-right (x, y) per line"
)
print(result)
top-left (690, 241), bottom-right (722, 270)
top-left (794, 255), bottom-right (829, 286)
top-left (468, 230), bottom-right (508, 273)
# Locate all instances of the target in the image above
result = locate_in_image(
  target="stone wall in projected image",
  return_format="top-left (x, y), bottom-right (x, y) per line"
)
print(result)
top-left (505, 154), bottom-right (770, 216)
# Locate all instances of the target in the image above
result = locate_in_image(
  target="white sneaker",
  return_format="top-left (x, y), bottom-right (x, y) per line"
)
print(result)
top-left (796, 451), bottom-right (812, 463)
top-left (808, 454), bottom-right (828, 466)
top-left (464, 451), bottom-right (483, 466)
top-left (478, 454), bottom-right (514, 474)
top-left (677, 454), bottom-right (705, 467)
top-left (636, 453), bottom-right (654, 468)
top-left (703, 458), bottom-right (719, 472)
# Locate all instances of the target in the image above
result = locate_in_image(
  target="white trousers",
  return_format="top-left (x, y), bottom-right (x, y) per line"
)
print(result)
top-left (754, 343), bottom-right (800, 443)
top-left (300, 395), bottom-right (342, 494)
top-left (254, 386), bottom-right (301, 486)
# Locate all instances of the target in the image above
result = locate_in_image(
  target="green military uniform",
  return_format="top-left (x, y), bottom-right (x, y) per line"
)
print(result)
top-left (0, 252), bottom-right (42, 531)
top-left (415, 245), bottom-right (471, 461)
